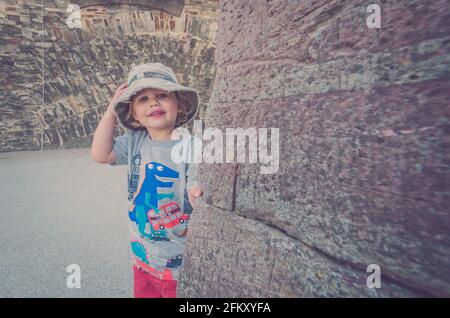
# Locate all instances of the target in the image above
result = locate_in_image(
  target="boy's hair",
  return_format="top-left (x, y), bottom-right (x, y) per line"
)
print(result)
top-left (125, 91), bottom-right (190, 129)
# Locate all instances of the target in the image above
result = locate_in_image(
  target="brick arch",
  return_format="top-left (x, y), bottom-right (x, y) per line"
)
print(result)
top-left (0, 0), bottom-right (218, 151)
top-left (76, 0), bottom-right (185, 17)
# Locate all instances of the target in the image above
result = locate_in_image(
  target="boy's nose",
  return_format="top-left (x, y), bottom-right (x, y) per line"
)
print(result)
top-left (148, 99), bottom-right (160, 107)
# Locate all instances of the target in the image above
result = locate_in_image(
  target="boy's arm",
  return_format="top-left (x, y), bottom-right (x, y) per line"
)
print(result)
top-left (185, 134), bottom-right (202, 190)
top-left (91, 107), bottom-right (117, 164)
top-left (186, 162), bottom-right (200, 191)
top-left (91, 83), bottom-right (128, 165)
top-left (186, 162), bottom-right (202, 209)
top-left (185, 133), bottom-right (203, 206)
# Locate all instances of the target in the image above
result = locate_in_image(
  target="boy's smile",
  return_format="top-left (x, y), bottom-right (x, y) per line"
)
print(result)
top-left (147, 108), bottom-right (166, 118)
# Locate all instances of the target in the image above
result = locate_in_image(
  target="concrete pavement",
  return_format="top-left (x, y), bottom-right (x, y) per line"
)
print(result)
top-left (0, 147), bottom-right (133, 297)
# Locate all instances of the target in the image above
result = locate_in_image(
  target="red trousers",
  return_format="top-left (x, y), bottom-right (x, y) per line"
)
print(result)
top-left (133, 265), bottom-right (177, 298)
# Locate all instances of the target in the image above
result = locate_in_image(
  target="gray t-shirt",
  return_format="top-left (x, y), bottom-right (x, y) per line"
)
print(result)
top-left (110, 129), bottom-right (199, 281)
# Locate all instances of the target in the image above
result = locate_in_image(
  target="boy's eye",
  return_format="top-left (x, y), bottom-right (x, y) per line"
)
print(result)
top-left (137, 93), bottom-right (168, 103)
top-left (138, 96), bottom-right (148, 103)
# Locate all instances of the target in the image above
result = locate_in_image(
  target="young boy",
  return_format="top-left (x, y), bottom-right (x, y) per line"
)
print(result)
top-left (91, 63), bottom-right (203, 298)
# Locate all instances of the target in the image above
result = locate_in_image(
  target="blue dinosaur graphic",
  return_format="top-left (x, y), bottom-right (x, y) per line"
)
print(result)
top-left (128, 161), bottom-right (179, 241)
top-left (129, 192), bottom-right (175, 222)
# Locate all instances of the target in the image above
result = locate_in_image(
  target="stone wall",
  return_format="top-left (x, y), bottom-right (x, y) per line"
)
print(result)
top-left (177, 0), bottom-right (450, 297)
top-left (0, 0), bottom-right (218, 152)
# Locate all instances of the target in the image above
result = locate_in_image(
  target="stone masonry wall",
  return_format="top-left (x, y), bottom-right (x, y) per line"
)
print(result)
top-left (177, 0), bottom-right (450, 297)
top-left (0, 0), bottom-right (218, 152)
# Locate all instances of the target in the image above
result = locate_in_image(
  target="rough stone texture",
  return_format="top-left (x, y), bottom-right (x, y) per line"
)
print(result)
top-left (179, 201), bottom-right (417, 297)
top-left (0, 0), bottom-right (218, 152)
top-left (178, 0), bottom-right (450, 297)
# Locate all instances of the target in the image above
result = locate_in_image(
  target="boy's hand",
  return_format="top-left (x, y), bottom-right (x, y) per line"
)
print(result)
top-left (107, 82), bottom-right (128, 114)
top-left (188, 185), bottom-right (203, 207)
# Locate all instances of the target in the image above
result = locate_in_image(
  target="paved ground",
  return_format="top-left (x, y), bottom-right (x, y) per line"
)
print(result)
top-left (0, 147), bottom-right (133, 297)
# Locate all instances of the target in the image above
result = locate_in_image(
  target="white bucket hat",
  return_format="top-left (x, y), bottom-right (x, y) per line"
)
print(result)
top-left (112, 62), bottom-right (200, 130)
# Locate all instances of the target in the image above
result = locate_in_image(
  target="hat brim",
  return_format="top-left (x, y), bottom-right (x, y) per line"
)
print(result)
top-left (112, 78), bottom-right (199, 130)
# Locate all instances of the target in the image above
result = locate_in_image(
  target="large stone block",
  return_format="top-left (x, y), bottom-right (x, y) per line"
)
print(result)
top-left (178, 201), bottom-right (418, 297)
top-left (179, 0), bottom-right (450, 297)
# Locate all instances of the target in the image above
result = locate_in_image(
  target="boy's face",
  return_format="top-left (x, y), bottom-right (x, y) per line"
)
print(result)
top-left (131, 88), bottom-right (179, 131)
